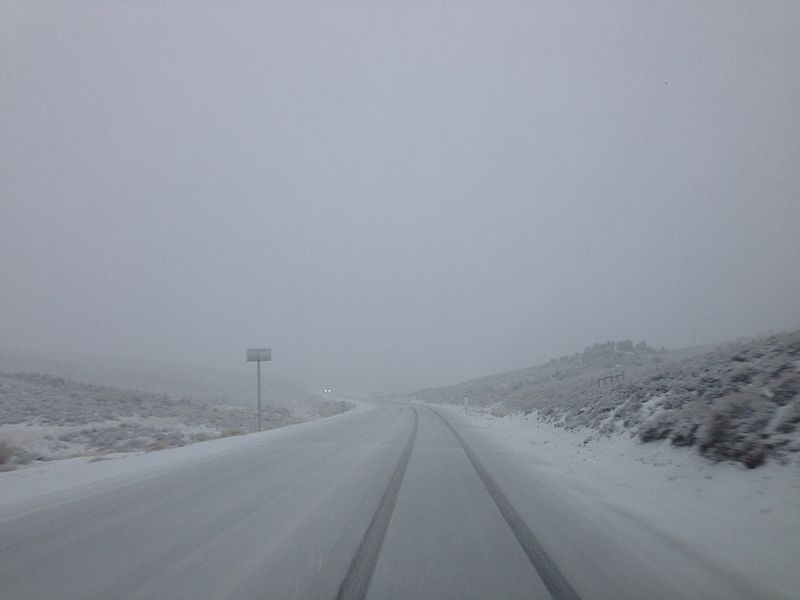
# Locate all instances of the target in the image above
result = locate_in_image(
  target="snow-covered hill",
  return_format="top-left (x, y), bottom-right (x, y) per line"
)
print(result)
top-left (0, 371), bottom-right (350, 470)
top-left (0, 350), bottom-right (326, 416)
top-left (416, 330), bottom-right (800, 468)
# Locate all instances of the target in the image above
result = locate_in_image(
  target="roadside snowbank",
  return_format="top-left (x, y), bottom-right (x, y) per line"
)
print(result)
top-left (441, 405), bottom-right (800, 597)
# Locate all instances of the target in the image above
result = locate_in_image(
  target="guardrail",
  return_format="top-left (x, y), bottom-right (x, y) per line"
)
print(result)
top-left (597, 371), bottom-right (624, 386)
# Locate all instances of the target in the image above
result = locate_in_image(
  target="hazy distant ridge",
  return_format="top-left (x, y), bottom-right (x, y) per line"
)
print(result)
top-left (0, 351), bottom-right (323, 414)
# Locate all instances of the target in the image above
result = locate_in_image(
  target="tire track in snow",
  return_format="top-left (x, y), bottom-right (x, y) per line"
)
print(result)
top-left (334, 405), bottom-right (418, 600)
top-left (429, 406), bottom-right (584, 600)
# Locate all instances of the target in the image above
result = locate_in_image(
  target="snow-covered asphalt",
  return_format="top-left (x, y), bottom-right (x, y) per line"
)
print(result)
top-left (0, 401), bottom-right (785, 599)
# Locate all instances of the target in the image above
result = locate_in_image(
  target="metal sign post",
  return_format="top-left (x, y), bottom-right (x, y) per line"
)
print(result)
top-left (247, 348), bottom-right (272, 432)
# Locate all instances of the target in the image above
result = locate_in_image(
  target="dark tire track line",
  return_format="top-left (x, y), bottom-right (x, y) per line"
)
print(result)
top-left (334, 406), bottom-right (419, 600)
top-left (429, 406), bottom-right (584, 600)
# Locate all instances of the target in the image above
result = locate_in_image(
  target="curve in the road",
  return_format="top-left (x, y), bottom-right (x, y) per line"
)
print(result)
top-left (429, 406), bottom-right (584, 600)
top-left (335, 405), bottom-right (419, 600)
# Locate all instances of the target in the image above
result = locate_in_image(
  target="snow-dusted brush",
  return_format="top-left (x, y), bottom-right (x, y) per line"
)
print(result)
top-left (417, 329), bottom-right (800, 468)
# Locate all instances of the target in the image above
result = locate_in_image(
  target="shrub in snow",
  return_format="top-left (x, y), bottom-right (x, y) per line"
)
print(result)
top-left (774, 403), bottom-right (800, 434)
top-left (616, 340), bottom-right (634, 352)
top-left (0, 440), bottom-right (36, 471)
top-left (490, 405), bottom-right (510, 418)
top-left (697, 393), bottom-right (772, 468)
top-left (772, 375), bottom-right (799, 406)
top-left (218, 429), bottom-right (242, 438)
top-left (638, 413), bottom-right (675, 443)
top-left (0, 441), bottom-right (11, 466)
top-left (669, 421), bottom-right (700, 447)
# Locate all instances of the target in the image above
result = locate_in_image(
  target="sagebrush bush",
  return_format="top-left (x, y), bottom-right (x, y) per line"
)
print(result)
top-left (698, 394), bottom-right (771, 468)
top-left (0, 440), bottom-right (35, 470)
top-left (638, 414), bottom-right (674, 442)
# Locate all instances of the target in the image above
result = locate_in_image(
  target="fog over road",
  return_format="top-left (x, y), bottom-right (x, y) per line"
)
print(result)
top-left (0, 402), bottom-right (767, 599)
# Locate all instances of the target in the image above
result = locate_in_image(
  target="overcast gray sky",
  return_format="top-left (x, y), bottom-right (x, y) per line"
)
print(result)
top-left (2, 1), bottom-right (799, 393)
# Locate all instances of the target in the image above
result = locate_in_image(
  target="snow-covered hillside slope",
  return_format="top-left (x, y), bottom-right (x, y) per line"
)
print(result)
top-left (0, 372), bottom-right (350, 470)
top-left (0, 350), bottom-right (326, 416)
top-left (417, 330), bottom-right (800, 468)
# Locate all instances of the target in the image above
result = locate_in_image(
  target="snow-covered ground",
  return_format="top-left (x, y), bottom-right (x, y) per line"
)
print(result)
top-left (4, 397), bottom-right (796, 596)
top-left (0, 401), bottom-right (366, 522)
top-left (0, 371), bottom-right (352, 469)
top-left (439, 404), bottom-right (800, 597)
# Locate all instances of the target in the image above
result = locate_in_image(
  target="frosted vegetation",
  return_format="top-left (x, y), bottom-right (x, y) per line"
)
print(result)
top-left (417, 330), bottom-right (800, 468)
top-left (0, 372), bottom-right (351, 470)
top-left (0, 351), bottom-right (328, 415)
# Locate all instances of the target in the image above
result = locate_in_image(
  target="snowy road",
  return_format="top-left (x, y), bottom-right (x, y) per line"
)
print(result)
top-left (0, 402), bottom-right (781, 599)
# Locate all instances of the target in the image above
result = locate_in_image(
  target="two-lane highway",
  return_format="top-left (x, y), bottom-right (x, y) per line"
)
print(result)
top-left (0, 402), bottom-right (773, 599)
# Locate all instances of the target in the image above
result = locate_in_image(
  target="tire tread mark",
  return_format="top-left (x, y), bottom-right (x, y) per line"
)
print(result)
top-left (334, 406), bottom-right (419, 600)
top-left (429, 407), bottom-right (584, 600)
